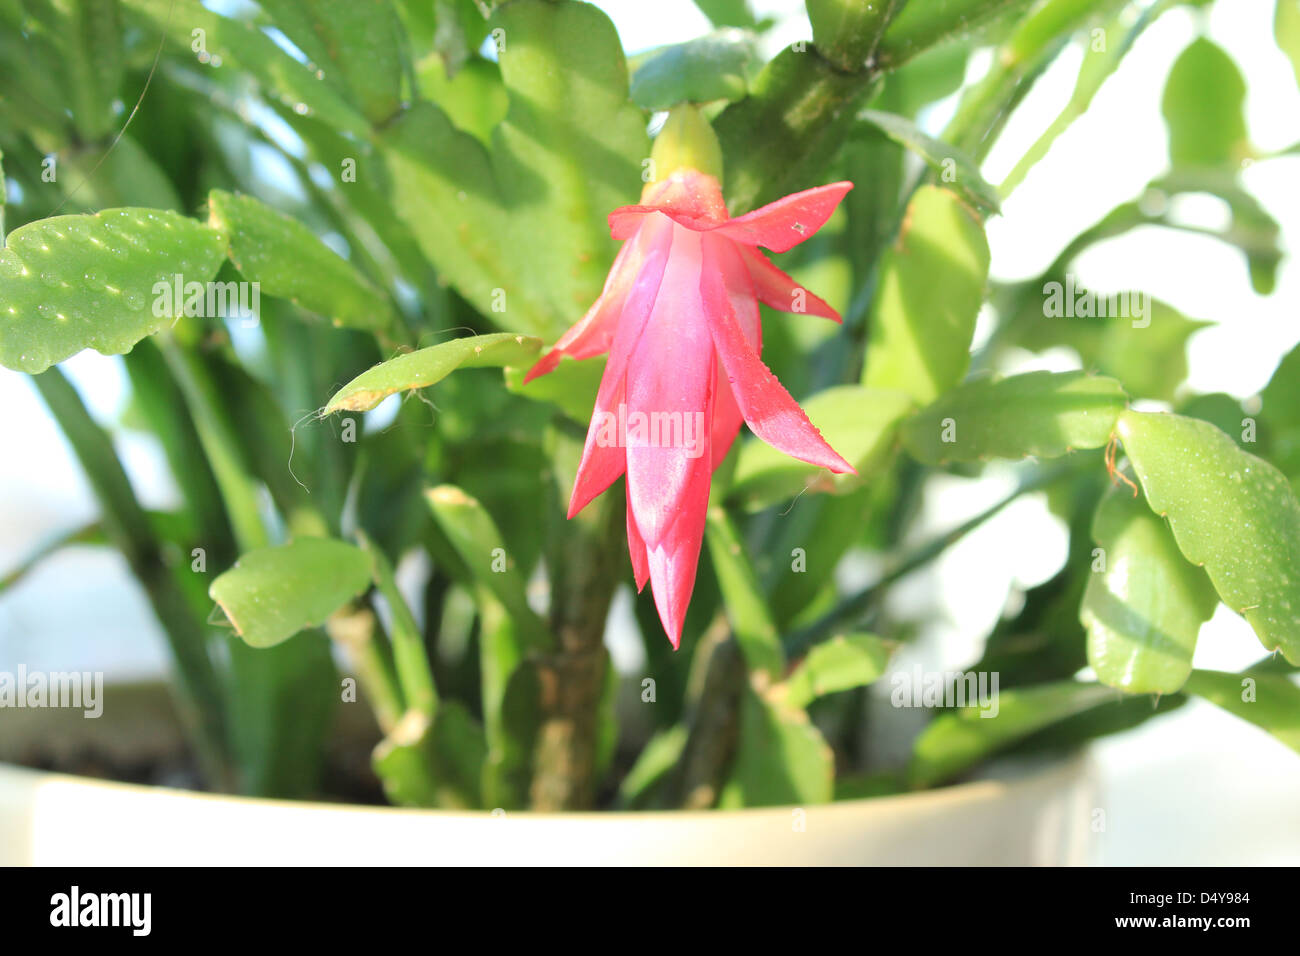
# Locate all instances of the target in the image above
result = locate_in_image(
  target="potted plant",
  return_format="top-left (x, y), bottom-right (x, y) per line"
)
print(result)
top-left (1, 0), bottom-right (1297, 866)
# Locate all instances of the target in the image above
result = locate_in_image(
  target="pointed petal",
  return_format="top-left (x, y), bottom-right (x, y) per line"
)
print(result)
top-left (621, 228), bottom-right (715, 649)
top-left (701, 236), bottom-right (855, 474)
top-left (711, 364), bottom-right (744, 470)
top-left (624, 228), bottom-right (715, 548)
top-left (626, 482), bottom-right (650, 592)
top-left (567, 217), bottom-right (675, 517)
top-left (710, 181), bottom-right (853, 253)
top-left (568, 374), bottom-right (627, 518)
top-left (525, 228), bottom-right (646, 383)
top-left (645, 491), bottom-right (707, 650)
top-left (523, 346), bottom-right (567, 383)
top-left (718, 238), bottom-right (763, 348)
top-left (609, 205), bottom-right (665, 240)
top-left (709, 242), bottom-right (760, 469)
top-left (739, 246), bottom-right (841, 322)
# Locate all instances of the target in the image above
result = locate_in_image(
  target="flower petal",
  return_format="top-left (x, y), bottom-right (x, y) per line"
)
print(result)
top-left (608, 169), bottom-right (729, 240)
top-left (710, 181), bottom-right (853, 253)
top-left (609, 205), bottom-right (717, 241)
top-left (645, 491), bottom-right (707, 649)
top-left (709, 241), bottom-right (760, 468)
top-left (524, 236), bottom-right (643, 383)
top-left (569, 373), bottom-right (628, 518)
top-left (568, 217), bottom-right (675, 518)
top-left (701, 235), bottom-right (855, 473)
top-left (624, 228), bottom-right (715, 548)
top-left (711, 363), bottom-right (744, 470)
top-left (739, 246), bottom-right (841, 322)
top-left (626, 482), bottom-right (650, 592)
top-left (622, 228), bottom-right (715, 647)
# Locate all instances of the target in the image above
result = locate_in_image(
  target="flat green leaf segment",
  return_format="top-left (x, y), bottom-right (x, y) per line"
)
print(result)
top-left (207, 190), bottom-right (392, 332)
top-left (1260, 343), bottom-right (1300, 484)
top-left (255, 0), bottom-right (405, 124)
top-left (0, 209), bottom-right (227, 373)
top-left (416, 53), bottom-right (509, 145)
top-left (325, 333), bottom-right (542, 413)
top-left (418, 0), bottom-right (493, 78)
top-left (381, 0), bottom-right (649, 340)
top-left (505, 356), bottom-right (603, 422)
top-left (1009, 297), bottom-right (1206, 404)
top-left (1184, 669), bottom-right (1300, 753)
top-left (15, 0), bottom-right (124, 141)
top-left (718, 688), bottom-right (834, 807)
top-left (693, 0), bottom-right (757, 28)
top-left (1081, 486), bottom-right (1218, 695)
top-left (1118, 410), bottom-right (1300, 664)
top-left (909, 681), bottom-right (1115, 788)
top-left (210, 537), bottom-right (372, 648)
top-left (729, 385), bottom-right (913, 507)
top-left (1150, 173), bottom-right (1279, 296)
top-left (902, 371), bottom-right (1126, 464)
top-left (859, 110), bottom-right (1000, 214)
top-left (781, 634), bottom-right (892, 710)
top-left (1279, 0), bottom-right (1300, 91)
top-left (1162, 37), bottom-right (1250, 168)
top-left (629, 29), bottom-right (756, 110)
top-left (862, 185), bottom-right (989, 404)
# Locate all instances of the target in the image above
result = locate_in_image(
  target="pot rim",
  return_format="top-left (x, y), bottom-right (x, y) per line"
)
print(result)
top-left (0, 750), bottom-right (1093, 822)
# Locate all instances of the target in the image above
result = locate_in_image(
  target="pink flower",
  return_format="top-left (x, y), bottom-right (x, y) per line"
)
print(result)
top-left (525, 168), bottom-right (855, 648)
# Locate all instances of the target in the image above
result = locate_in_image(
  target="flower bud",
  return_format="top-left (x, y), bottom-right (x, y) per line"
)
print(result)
top-left (648, 105), bottom-right (724, 187)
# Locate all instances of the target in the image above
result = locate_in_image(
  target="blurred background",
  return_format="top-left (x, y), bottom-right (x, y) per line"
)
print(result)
top-left (2, 0), bottom-right (1298, 862)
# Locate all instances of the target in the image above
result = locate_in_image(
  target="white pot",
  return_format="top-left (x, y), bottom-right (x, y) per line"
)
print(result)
top-left (0, 754), bottom-right (1095, 865)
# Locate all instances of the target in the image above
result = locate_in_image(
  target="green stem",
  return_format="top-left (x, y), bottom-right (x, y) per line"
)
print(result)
top-left (325, 602), bottom-right (405, 734)
top-left (673, 615), bottom-right (747, 809)
top-left (158, 335), bottom-right (270, 552)
top-left (359, 530), bottom-right (438, 720)
top-left (529, 424), bottom-right (624, 810)
top-left (873, 0), bottom-right (1038, 72)
top-left (716, 0), bottom-right (1042, 213)
top-left (808, 0), bottom-right (909, 72)
top-left (530, 498), bottom-right (621, 810)
top-left (943, 0), bottom-right (1125, 160)
top-left (31, 366), bottom-right (232, 786)
top-left (122, 339), bottom-right (237, 563)
top-left (157, 333), bottom-right (339, 798)
top-left (714, 0), bottom-right (1044, 208)
top-left (716, 45), bottom-right (879, 214)
top-left (0, 519), bottom-right (103, 593)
